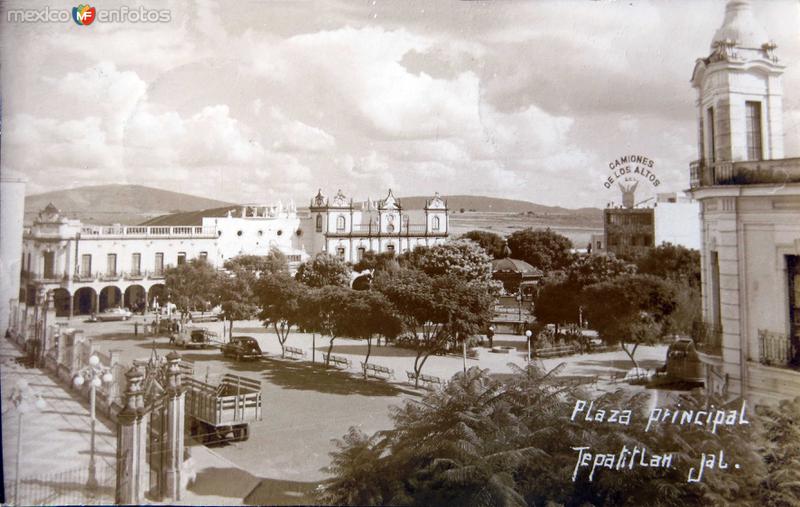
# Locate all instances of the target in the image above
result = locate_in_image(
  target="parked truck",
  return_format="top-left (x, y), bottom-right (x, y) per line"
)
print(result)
top-left (184, 373), bottom-right (262, 444)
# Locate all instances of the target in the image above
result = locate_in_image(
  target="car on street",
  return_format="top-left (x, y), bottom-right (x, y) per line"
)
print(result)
top-left (91, 307), bottom-right (133, 322)
top-left (175, 326), bottom-right (219, 349)
top-left (221, 336), bottom-right (264, 361)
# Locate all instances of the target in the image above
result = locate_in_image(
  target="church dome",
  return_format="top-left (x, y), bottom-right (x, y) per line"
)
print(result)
top-left (711, 0), bottom-right (769, 50)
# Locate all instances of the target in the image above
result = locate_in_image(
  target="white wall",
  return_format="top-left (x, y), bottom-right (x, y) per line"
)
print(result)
top-left (1, 176), bottom-right (26, 332)
top-left (654, 201), bottom-right (701, 250)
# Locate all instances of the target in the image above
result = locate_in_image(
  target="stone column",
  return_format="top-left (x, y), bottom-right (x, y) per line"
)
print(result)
top-left (116, 366), bottom-right (148, 505)
top-left (163, 351), bottom-right (185, 501)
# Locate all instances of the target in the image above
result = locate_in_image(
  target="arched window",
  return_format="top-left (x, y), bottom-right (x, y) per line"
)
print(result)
top-left (432, 216), bottom-right (441, 231)
top-left (336, 215), bottom-right (346, 231)
top-left (316, 214), bottom-right (323, 232)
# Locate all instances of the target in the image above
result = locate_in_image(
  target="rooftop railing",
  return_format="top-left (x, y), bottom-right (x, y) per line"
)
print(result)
top-left (79, 225), bottom-right (216, 238)
top-left (690, 158), bottom-right (800, 189)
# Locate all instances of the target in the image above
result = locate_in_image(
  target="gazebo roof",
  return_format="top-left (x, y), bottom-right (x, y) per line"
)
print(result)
top-left (491, 258), bottom-right (542, 275)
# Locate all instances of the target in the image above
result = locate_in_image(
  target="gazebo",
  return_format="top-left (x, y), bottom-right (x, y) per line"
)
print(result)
top-left (491, 258), bottom-right (543, 295)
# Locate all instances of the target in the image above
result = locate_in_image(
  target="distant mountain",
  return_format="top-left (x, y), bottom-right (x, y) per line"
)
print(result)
top-left (24, 184), bottom-right (234, 225)
top-left (143, 194), bottom-right (603, 227)
top-left (377, 195), bottom-right (601, 216)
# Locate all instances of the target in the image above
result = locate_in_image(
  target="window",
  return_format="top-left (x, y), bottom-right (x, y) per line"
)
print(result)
top-left (706, 107), bottom-right (716, 163)
top-left (199, 251), bottom-right (208, 262)
top-left (81, 254), bottom-right (92, 277)
top-left (154, 252), bottom-right (164, 275)
top-left (27, 253), bottom-right (31, 271)
top-left (316, 215), bottom-right (323, 232)
top-left (336, 215), bottom-right (346, 231)
top-left (788, 256), bottom-right (800, 363)
top-left (710, 251), bottom-right (721, 330)
top-left (131, 253), bottom-right (141, 275)
top-left (357, 247), bottom-right (366, 261)
top-left (336, 247), bottom-right (346, 260)
top-left (43, 251), bottom-right (55, 279)
top-left (432, 216), bottom-right (441, 231)
top-left (745, 101), bottom-right (763, 161)
top-left (177, 252), bottom-right (186, 265)
top-left (107, 253), bottom-right (117, 276)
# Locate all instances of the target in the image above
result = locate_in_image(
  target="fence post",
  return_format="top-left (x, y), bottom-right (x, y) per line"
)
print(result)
top-left (116, 366), bottom-right (147, 505)
top-left (163, 351), bottom-right (185, 501)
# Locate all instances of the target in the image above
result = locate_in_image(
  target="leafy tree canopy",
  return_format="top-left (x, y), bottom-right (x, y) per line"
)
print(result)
top-left (164, 258), bottom-right (220, 312)
top-left (352, 250), bottom-right (400, 275)
top-left (295, 252), bottom-right (352, 288)
top-left (635, 243), bottom-right (701, 289)
top-left (506, 228), bottom-right (573, 273)
top-left (582, 274), bottom-right (678, 367)
top-left (319, 365), bottom-right (766, 506)
top-left (419, 239), bottom-right (494, 285)
top-left (461, 230), bottom-right (508, 259)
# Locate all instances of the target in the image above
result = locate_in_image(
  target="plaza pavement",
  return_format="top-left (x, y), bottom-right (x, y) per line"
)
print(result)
top-left (49, 316), bottom-right (671, 505)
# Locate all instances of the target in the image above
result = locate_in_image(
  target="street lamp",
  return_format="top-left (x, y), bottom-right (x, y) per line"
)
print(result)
top-left (525, 329), bottom-right (533, 362)
top-left (73, 354), bottom-right (113, 494)
top-left (7, 379), bottom-right (47, 506)
top-left (487, 326), bottom-right (495, 349)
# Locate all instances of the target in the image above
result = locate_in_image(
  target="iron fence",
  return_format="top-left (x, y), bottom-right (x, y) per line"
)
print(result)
top-left (5, 463), bottom-right (115, 506)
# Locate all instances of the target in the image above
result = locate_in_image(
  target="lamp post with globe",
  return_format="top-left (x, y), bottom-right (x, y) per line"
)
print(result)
top-left (73, 354), bottom-right (113, 493)
top-left (525, 329), bottom-right (533, 362)
top-left (7, 379), bottom-right (47, 505)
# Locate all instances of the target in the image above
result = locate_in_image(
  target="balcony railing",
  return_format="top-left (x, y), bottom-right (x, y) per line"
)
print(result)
top-left (330, 223), bottom-right (441, 236)
top-left (691, 320), bottom-right (722, 356)
top-left (99, 272), bottom-right (121, 281)
top-left (79, 225), bottom-right (216, 239)
top-left (147, 270), bottom-right (166, 280)
top-left (689, 158), bottom-right (800, 189)
top-left (758, 329), bottom-right (798, 369)
top-left (124, 271), bottom-right (144, 280)
top-left (73, 273), bottom-right (95, 282)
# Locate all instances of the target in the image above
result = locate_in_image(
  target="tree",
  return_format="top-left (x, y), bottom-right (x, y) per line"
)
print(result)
top-left (339, 290), bottom-right (402, 376)
top-left (506, 228), bottom-right (573, 273)
top-left (319, 364), bottom-right (765, 506)
top-left (295, 252), bottom-right (352, 288)
top-left (534, 255), bottom-right (634, 334)
top-left (461, 230), bottom-right (507, 259)
top-left (164, 258), bottom-right (221, 313)
top-left (257, 273), bottom-right (306, 358)
top-left (297, 285), bottom-right (353, 366)
top-left (582, 274), bottom-right (678, 368)
top-left (635, 243), bottom-right (701, 289)
top-left (374, 269), bottom-right (494, 386)
top-left (217, 251), bottom-right (290, 338)
top-left (757, 397), bottom-right (800, 506)
top-left (352, 250), bottom-right (399, 274)
top-left (419, 239), bottom-right (494, 285)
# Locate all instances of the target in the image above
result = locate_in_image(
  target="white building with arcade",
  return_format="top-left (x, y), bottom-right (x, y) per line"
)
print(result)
top-left (19, 189), bottom-right (448, 318)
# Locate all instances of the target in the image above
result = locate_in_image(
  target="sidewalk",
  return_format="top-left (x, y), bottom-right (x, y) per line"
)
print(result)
top-left (1, 336), bottom-right (116, 505)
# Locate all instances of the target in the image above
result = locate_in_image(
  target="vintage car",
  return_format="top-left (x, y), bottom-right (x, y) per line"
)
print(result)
top-left (221, 336), bottom-right (264, 361)
top-left (90, 307), bottom-right (133, 322)
top-left (175, 327), bottom-right (219, 349)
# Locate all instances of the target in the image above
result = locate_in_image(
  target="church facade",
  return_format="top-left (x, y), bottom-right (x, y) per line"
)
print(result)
top-left (688, 0), bottom-right (800, 404)
top-left (304, 189), bottom-right (448, 263)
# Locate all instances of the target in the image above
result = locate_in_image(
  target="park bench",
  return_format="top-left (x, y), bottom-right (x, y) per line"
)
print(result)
top-left (534, 344), bottom-right (577, 358)
top-left (361, 362), bottom-right (394, 380)
top-left (284, 346), bottom-right (306, 360)
top-left (406, 371), bottom-right (443, 389)
top-left (322, 353), bottom-right (351, 369)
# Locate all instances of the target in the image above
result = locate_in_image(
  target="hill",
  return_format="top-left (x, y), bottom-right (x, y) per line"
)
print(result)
top-left (24, 184), bottom-right (234, 225)
top-left (388, 195), bottom-right (600, 216)
top-left (143, 194), bottom-right (603, 231)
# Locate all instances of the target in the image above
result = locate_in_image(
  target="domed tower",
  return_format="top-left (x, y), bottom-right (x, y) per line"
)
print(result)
top-left (690, 0), bottom-right (784, 168)
top-left (689, 1), bottom-right (800, 404)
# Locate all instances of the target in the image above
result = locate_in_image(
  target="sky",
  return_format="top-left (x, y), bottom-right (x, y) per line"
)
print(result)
top-left (1, 0), bottom-right (798, 208)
